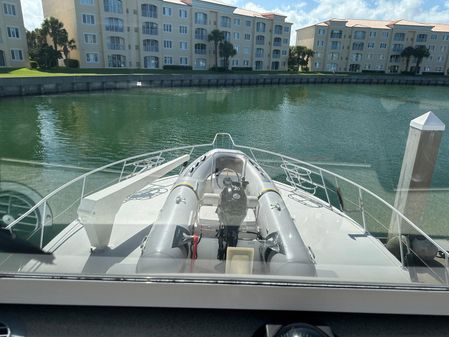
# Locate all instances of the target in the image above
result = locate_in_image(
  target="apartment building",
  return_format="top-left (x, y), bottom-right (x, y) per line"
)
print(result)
top-left (296, 19), bottom-right (449, 75)
top-left (0, 0), bottom-right (29, 67)
top-left (42, 0), bottom-right (292, 70)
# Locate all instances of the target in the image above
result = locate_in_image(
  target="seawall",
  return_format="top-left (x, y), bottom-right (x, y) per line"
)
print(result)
top-left (1, 73), bottom-right (449, 97)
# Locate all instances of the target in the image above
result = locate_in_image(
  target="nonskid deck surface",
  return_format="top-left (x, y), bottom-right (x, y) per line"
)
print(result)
top-left (12, 175), bottom-right (413, 284)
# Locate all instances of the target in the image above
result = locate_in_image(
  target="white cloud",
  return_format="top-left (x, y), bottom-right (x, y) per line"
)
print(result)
top-left (20, 0), bottom-right (44, 31)
top-left (243, 0), bottom-right (449, 44)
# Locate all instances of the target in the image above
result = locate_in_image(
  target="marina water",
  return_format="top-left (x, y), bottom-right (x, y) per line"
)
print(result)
top-left (0, 84), bottom-right (448, 236)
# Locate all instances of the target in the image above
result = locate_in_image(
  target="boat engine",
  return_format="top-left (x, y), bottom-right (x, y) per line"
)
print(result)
top-left (216, 180), bottom-right (247, 260)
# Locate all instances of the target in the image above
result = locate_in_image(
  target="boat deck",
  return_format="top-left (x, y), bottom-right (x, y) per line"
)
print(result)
top-left (12, 175), bottom-right (414, 284)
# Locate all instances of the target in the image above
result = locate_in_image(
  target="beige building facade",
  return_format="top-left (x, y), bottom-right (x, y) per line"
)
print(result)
top-left (296, 19), bottom-right (449, 75)
top-left (42, 0), bottom-right (291, 70)
top-left (0, 0), bottom-right (29, 67)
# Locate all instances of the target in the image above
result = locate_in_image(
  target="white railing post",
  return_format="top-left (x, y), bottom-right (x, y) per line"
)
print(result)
top-left (119, 160), bottom-right (127, 182)
top-left (319, 169), bottom-right (332, 209)
top-left (40, 203), bottom-right (47, 249)
top-left (81, 176), bottom-right (87, 198)
top-left (358, 187), bottom-right (367, 232)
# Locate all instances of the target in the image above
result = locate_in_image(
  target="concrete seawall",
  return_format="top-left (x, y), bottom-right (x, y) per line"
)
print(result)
top-left (1, 73), bottom-right (449, 97)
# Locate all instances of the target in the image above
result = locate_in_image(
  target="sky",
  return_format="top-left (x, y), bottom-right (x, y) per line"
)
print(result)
top-left (20, 0), bottom-right (449, 41)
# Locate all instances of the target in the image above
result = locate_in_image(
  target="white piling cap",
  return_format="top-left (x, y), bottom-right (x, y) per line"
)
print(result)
top-left (410, 111), bottom-right (445, 131)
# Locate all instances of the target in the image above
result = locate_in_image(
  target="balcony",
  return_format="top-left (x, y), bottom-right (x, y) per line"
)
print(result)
top-left (107, 43), bottom-right (125, 50)
top-left (143, 28), bottom-right (158, 35)
top-left (194, 34), bottom-right (207, 40)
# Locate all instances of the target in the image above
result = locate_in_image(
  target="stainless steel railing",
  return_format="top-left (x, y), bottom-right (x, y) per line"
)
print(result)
top-left (5, 133), bottom-right (448, 284)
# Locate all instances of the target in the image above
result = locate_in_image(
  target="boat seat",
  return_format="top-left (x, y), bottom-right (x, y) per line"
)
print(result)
top-left (198, 206), bottom-right (257, 238)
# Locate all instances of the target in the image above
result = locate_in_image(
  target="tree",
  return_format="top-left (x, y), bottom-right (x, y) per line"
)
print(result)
top-left (288, 46), bottom-right (314, 71)
top-left (41, 17), bottom-right (67, 52)
top-left (219, 41), bottom-right (237, 70)
top-left (208, 29), bottom-right (224, 69)
top-left (400, 46), bottom-right (415, 72)
top-left (413, 45), bottom-right (430, 74)
top-left (62, 36), bottom-right (77, 59)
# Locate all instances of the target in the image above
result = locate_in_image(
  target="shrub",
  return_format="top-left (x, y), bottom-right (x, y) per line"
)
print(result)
top-left (209, 66), bottom-right (227, 72)
top-left (231, 67), bottom-right (252, 71)
top-left (64, 59), bottom-right (80, 68)
top-left (29, 61), bottom-right (38, 69)
top-left (162, 65), bottom-right (192, 70)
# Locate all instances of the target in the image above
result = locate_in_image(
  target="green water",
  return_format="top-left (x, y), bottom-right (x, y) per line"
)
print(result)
top-left (0, 84), bottom-right (448, 235)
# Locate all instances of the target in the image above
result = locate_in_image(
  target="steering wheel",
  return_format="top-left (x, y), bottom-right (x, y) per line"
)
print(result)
top-left (216, 168), bottom-right (241, 189)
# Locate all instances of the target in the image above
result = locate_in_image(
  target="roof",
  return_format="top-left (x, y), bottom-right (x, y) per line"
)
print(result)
top-left (297, 18), bottom-right (449, 33)
top-left (233, 7), bottom-right (265, 18)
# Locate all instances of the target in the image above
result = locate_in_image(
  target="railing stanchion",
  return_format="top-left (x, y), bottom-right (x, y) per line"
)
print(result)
top-left (40, 203), bottom-right (47, 249)
top-left (81, 176), bottom-right (86, 198)
top-left (359, 188), bottom-right (367, 232)
top-left (396, 212), bottom-right (405, 268)
top-left (119, 161), bottom-right (127, 182)
top-left (319, 169), bottom-right (332, 209)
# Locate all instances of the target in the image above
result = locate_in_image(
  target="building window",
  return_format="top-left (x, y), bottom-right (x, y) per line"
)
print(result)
top-left (392, 43), bottom-right (403, 52)
top-left (316, 40), bottom-right (324, 47)
top-left (108, 54), bottom-right (126, 67)
top-left (331, 41), bottom-right (341, 50)
top-left (329, 52), bottom-right (339, 61)
top-left (244, 33), bottom-right (250, 40)
top-left (274, 25), bottom-right (282, 35)
top-left (256, 35), bottom-right (265, 45)
top-left (194, 43), bottom-right (206, 54)
top-left (80, 0), bottom-right (94, 4)
top-left (232, 59), bottom-right (238, 66)
top-left (86, 52), bottom-right (99, 63)
top-left (179, 9), bottom-right (187, 18)
top-left (163, 24), bottom-right (172, 32)
top-left (180, 57), bottom-right (188, 65)
top-left (281, 50), bottom-right (287, 56)
top-left (223, 31), bottom-right (230, 41)
top-left (367, 42), bottom-right (375, 48)
top-left (84, 33), bottom-right (97, 44)
top-left (284, 26), bottom-right (290, 33)
top-left (220, 16), bottom-right (231, 28)
top-left (144, 56), bottom-right (159, 68)
top-left (318, 28), bottom-right (325, 35)
top-left (379, 54), bottom-right (385, 60)
top-left (233, 32), bottom-right (240, 40)
top-left (443, 34), bottom-right (449, 41)
top-left (179, 26), bottom-right (188, 34)
top-left (143, 39), bottom-right (158, 52)
top-left (352, 42), bottom-right (364, 51)
top-left (245, 20), bottom-right (251, 27)
top-left (283, 38), bottom-right (288, 44)
top-left (369, 31), bottom-right (376, 38)
top-left (3, 3), bottom-right (16, 15)
top-left (256, 22), bottom-right (265, 33)
top-left (195, 12), bottom-right (207, 25)
top-left (7, 27), bottom-right (20, 38)
top-left (313, 61), bottom-right (320, 68)
top-left (255, 48), bottom-right (264, 58)
top-left (164, 40), bottom-right (172, 48)
top-left (105, 17), bottom-right (124, 32)
top-left (272, 50), bottom-right (280, 59)
top-left (195, 58), bottom-right (206, 69)
top-left (416, 34), bottom-right (427, 43)
top-left (394, 33), bottom-right (405, 41)
top-left (330, 30), bottom-right (342, 38)
top-left (142, 4), bottom-right (157, 18)
top-left (441, 45), bottom-right (447, 52)
top-left (163, 7), bottom-right (172, 16)
top-left (104, 0), bottom-right (123, 14)
top-left (326, 63), bottom-right (337, 71)
top-left (243, 60), bottom-right (249, 66)
top-left (10, 49), bottom-right (23, 61)
top-left (351, 53), bottom-right (362, 62)
top-left (179, 41), bottom-right (188, 50)
top-left (430, 34), bottom-right (437, 40)
top-left (142, 22), bottom-right (158, 35)
top-left (273, 37), bottom-right (281, 46)
top-left (164, 56), bottom-right (173, 64)
top-left (255, 60), bottom-right (263, 70)
top-left (353, 31), bottom-right (366, 39)
top-left (194, 28), bottom-right (207, 40)
top-left (243, 47), bottom-right (249, 55)
top-left (380, 42), bottom-right (387, 48)
top-left (233, 18), bottom-right (240, 26)
top-left (107, 36), bottom-right (125, 50)
top-left (82, 14), bottom-right (95, 24)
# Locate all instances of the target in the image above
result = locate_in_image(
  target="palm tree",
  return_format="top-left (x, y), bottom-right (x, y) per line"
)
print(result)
top-left (400, 46), bottom-right (415, 72)
top-left (413, 46), bottom-right (430, 74)
top-left (208, 29), bottom-right (224, 69)
top-left (219, 41), bottom-right (237, 70)
top-left (288, 46), bottom-right (314, 71)
top-left (41, 17), bottom-right (68, 51)
top-left (62, 38), bottom-right (77, 59)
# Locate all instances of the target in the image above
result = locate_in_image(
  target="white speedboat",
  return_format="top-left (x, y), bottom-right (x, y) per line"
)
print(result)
top-left (1, 134), bottom-right (448, 315)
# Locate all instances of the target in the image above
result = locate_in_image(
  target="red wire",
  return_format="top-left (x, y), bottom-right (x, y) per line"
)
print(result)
top-left (192, 234), bottom-right (199, 260)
